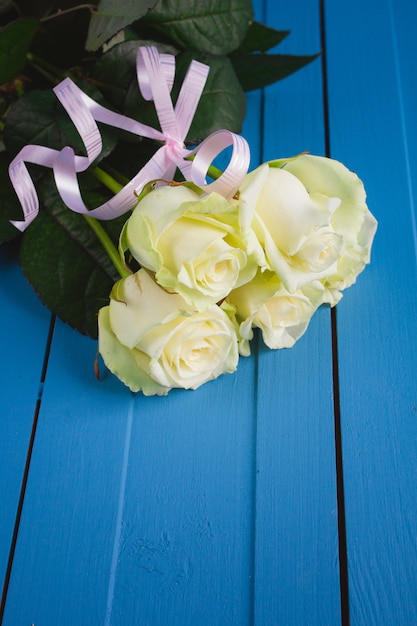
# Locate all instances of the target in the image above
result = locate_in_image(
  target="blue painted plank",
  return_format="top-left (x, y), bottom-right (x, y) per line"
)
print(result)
top-left (1, 1), bottom-right (347, 624)
top-left (253, 1), bottom-right (342, 624)
top-left (2, 324), bottom-right (257, 625)
top-left (325, 0), bottom-right (417, 623)
top-left (1, 323), bottom-right (142, 624)
top-left (0, 246), bottom-right (52, 596)
top-left (1, 66), bottom-right (263, 626)
top-left (105, 90), bottom-right (263, 626)
top-left (106, 359), bottom-right (257, 625)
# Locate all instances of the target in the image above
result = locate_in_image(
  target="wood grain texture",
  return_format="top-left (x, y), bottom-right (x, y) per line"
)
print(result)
top-left (2, 326), bottom-right (258, 625)
top-left (325, 0), bottom-right (417, 623)
top-left (5, 0), bottom-right (416, 623)
top-left (0, 246), bottom-right (51, 597)
top-left (253, 2), bottom-right (341, 624)
top-left (1, 76), bottom-right (264, 626)
top-left (0, 1), bottom-right (344, 623)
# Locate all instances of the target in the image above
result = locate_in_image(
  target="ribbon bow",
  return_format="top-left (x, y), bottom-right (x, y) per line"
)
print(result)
top-left (9, 46), bottom-right (250, 232)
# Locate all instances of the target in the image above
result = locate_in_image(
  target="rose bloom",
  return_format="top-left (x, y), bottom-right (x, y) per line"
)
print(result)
top-left (98, 269), bottom-right (239, 395)
top-left (280, 154), bottom-right (378, 304)
top-left (238, 155), bottom-right (377, 301)
top-left (226, 271), bottom-right (325, 355)
top-left (123, 184), bottom-right (259, 310)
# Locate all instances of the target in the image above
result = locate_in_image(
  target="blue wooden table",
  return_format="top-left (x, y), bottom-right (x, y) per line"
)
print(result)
top-left (1, 0), bottom-right (417, 624)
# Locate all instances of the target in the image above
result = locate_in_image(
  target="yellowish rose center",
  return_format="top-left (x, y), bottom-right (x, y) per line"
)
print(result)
top-left (295, 230), bottom-right (343, 273)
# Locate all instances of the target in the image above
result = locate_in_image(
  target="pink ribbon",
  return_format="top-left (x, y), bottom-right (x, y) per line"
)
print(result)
top-left (9, 46), bottom-right (250, 231)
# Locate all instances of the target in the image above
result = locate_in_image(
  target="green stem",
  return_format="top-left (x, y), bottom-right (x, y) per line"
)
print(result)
top-left (206, 163), bottom-right (223, 180)
top-left (87, 77), bottom-right (126, 100)
top-left (100, 163), bottom-right (131, 187)
top-left (26, 52), bottom-right (66, 83)
top-left (83, 215), bottom-right (130, 279)
top-left (40, 4), bottom-right (95, 23)
top-left (92, 167), bottom-right (124, 194)
top-left (84, 169), bottom-right (131, 277)
top-left (185, 155), bottom-right (223, 181)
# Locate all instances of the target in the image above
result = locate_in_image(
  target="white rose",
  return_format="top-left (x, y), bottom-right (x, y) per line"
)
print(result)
top-left (226, 271), bottom-right (325, 355)
top-left (98, 269), bottom-right (239, 395)
top-left (239, 162), bottom-right (345, 294)
top-left (123, 184), bottom-right (258, 310)
top-left (269, 154), bottom-right (378, 304)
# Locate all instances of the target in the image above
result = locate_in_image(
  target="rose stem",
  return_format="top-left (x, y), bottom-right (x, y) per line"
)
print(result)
top-left (185, 155), bottom-right (223, 181)
top-left (83, 167), bottom-right (131, 279)
top-left (40, 4), bottom-right (96, 23)
top-left (206, 164), bottom-right (223, 180)
top-left (92, 166), bottom-right (125, 194)
top-left (83, 215), bottom-right (130, 279)
top-left (26, 53), bottom-right (63, 84)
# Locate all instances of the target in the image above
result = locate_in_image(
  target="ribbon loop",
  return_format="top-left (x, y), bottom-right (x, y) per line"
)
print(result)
top-left (54, 79), bottom-right (102, 168)
top-left (8, 46), bottom-right (251, 231)
top-left (174, 58), bottom-right (210, 141)
top-left (137, 50), bottom-right (176, 101)
top-left (190, 130), bottom-right (250, 199)
top-left (136, 47), bottom-right (179, 141)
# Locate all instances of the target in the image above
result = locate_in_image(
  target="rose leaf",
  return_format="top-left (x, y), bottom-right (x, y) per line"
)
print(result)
top-left (124, 51), bottom-right (246, 143)
top-left (233, 21), bottom-right (289, 53)
top-left (141, 0), bottom-right (253, 55)
top-left (85, 0), bottom-right (159, 51)
top-left (18, 174), bottom-right (125, 338)
top-left (91, 39), bottom-right (178, 111)
top-left (3, 86), bottom-right (117, 163)
top-left (230, 52), bottom-right (321, 92)
top-left (0, 18), bottom-right (39, 84)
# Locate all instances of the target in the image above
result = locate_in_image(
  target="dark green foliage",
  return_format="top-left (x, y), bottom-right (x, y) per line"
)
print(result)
top-left (0, 1), bottom-right (318, 335)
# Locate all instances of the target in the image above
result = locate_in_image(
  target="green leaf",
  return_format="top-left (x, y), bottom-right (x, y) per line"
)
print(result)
top-left (90, 40), bottom-right (140, 109)
top-left (143, 0), bottom-right (253, 55)
top-left (173, 51), bottom-right (247, 141)
top-left (86, 0), bottom-right (158, 51)
top-left (18, 174), bottom-right (123, 338)
top-left (3, 86), bottom-right (117, 162)
top-left (3, 90), bottom-right (69, 163)
top-left (3, 90), bottom-right (70, 157)
top-left (0, 18), bottom-right (39, 84)
top-left (234, 21), bottom-right (289, 53)
top-left (121, 50), bottom-right (246, 142)
top-left (91, 39), bottom-right (178, 110)
top-left (230, 52), bottom-right (320, 92)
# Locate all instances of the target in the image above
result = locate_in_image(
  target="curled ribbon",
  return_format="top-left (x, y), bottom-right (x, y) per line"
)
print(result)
top-left (9, 46), bottom-right (251, 232)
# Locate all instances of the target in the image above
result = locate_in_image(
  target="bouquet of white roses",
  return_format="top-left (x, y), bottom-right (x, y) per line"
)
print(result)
top-left (3, 43), bottom-right (377, 396)
top-left (98, 151), bottom-right (376, 395)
